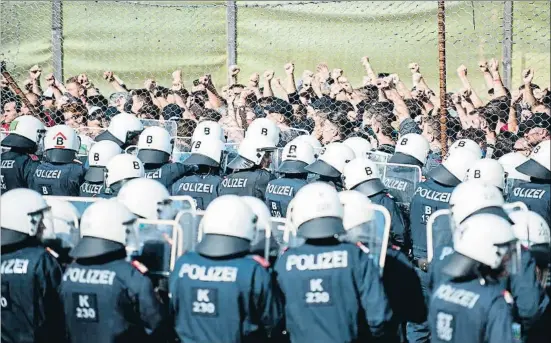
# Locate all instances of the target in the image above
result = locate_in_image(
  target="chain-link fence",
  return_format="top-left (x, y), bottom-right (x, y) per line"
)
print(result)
top-left (1, 1), bottom-right (549, 160)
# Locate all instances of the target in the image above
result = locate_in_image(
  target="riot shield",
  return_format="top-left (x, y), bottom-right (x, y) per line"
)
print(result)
top-left (170, 195), bottom-right (197, 212)
top-left (376, 162), bottom-right (422, 217)
top-left (426, 209), bottom-right (454, 263)
top-left (367, 151), bottom-right (391, 164)
top-left (128, 219), bottom-right (183, 277)
top-left (174, 208), bottom-right (202, 254)
top-left (42, 206), bottom-right (80, 250)
top-left (43, 196), bottom-right (100, 218)
top-left (172, 136), bottom-right (192, 163)
top-left (140, 119), bottom-right (177, 138)
top-left (272, 147), bottom-right (285, 172)
top-left (222, 143), bottom-right (239, 173)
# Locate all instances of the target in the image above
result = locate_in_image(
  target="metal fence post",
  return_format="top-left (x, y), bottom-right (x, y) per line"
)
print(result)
top-left (52, 0), bottom-right (64, 82)
top-left (226, 0), bottom-right (237, 85)
top-left (438, 1), bottom-right (448, 157)
top-left (502, 1), bottom-right (513, 90)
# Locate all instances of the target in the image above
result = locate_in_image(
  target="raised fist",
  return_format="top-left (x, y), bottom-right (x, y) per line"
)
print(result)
top-left (29, 65), bottom-right (42, 80)
top-left (263, 70), bottom-right (275, 81)
top-left (522, 68), bottom-right (534, 85)
top-left (408, 63), bottom-right (420, 74)
top-left (478, 60), bottom-right (488, 72)
top-left (331, 68), bottom-right (343, 80)
top-left (361, 56), bottom-right (370, 66)
top-left (103, 71), bottom-right (114, 82)
top-left (456, 65), bottom-right (467, 78)
top-left (488, 58), bottom-right (499, 73)
top-left (284, 63), bottom-right (295, 75)
top-left (45, 73), bottom-right (56, 87)
top-left (229, 65), bottom-right (241, 77)
top-left (316, 63), bottom-right (330, 81)
top-left (248, 73), bottom-right (260, 88)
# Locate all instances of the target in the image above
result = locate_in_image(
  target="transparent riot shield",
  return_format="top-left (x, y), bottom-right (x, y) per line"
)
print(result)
top-left (128, 219), bottom-right (183, 277)
top-left (174, 208), bottom-right (202, 254)
top-left (426, 209), bottom-right (454, 263)
top-left (222, 143), bottom-right (239, 174)
top-left (140, 119), bottom-right (177, 138)
top-left (172, 136), bottom-right (192, 163)
top-left (272, 147), bottom-right (285, 172)
top-left (42, 206), bottom-right (80, 250)
top-left (170, 195), bottom-right (197, 213)
top-left (367, 151), bottom-right (391, 164)
top-left (376, 162), bottom-right (422, 217)
top-left (43, 196), bottom-right (100, 218)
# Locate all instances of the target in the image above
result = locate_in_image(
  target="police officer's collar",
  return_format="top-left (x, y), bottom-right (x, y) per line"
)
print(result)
top-left (137, 149), bottom-right (170, 165)
top-left (428, 165), bottom-right (461, 187)
top-left (1, 228), bottom-right (33, 247)
top-left (353, 179), bottom-right (386, 197)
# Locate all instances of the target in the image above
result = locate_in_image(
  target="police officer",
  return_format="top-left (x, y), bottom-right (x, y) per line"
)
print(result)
top-left (343, 136), bottom-right (373, 159)
top-left (94, 112), bottom-right (144, 149)
top-left (429, 213), bottom-right (519, 343)
top-left (304, 142), bottom-right (355, 190)
top-left (407, 147), bottom-right (480, 343)
top-left (117, 177), bottom-right (173, 220)
top-left (80, 140), bottom-right (121, 197)
top-left (137, 126), bottom-right (192, 190)
top-left (0, 115), bottom-right (45, 191)
top-left (508, 140), bottom-right (551, 226)
top-left (171, 138), bottom-right (225, 210)
top-left (1, 189), bottom-right (66, 343)
top-left (388, 133), bottom-right (430, 171)
top-left (241, 195), bottom-right (281, 264)
top-left (511, 210), bottom-right (551, 343)
top-left (245, 117), bottom-right (281, 148)
top-left (274, 182), bottom-right (395, 342)
top-left (100, 154), bottom-right (145, 198)
top-left (465, 158), bottom-right (506, 192)
top-left (447, 138), bottom-right (483, 159)
top-left (498, 152), bottom-right (531, 196)
top-left (342, 157), bottom-right (408, 250)
top-left (169, 195), bottom-right (285, 342)
top-left (42, 197), bottom-right (81, 268)
top-left (31, 125), bottom-right (85, 196)
top-left (60, 199), bottom-right (167, 342)
top-left (218, 135), bottom-right (276, 200)
top-left (265, 139), bottom-right (315, 218)
top-left (339, 190), bottom-right (426, 342)
top-left (192, 120), bottom-right (226, 143)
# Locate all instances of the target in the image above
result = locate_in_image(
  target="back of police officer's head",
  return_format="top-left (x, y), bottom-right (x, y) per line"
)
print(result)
top-left (516, 139), bottom-right (551, 182)
top-left (339, 190), bottom-right (376, 244)
top-left (99, 112), bottom-right (144, 148)
top-left (1, 115), bottom-right (46, 154)
top-left (430, 147), bottom-right (481, 187)
top-left (389, 133), bottom-right (430, 167)
top-left (498, 152), bottom-right (531, 183)
top-left (304, 142), bottom-right (355, 179)
top-left (277, 139), bottom-right (316, 178)
top-left (137, 126), bottom-right (173, 165)
top-left (183, 138), bottom-right (224, 174)
top-left (450, 180), bottom-right (505, 224)
top-left (105, 154), bottom-right (145, 192)
top-left (448, 138), bottom-right (483, 159)
top-left (117, 178), bottom-right (172, 220)
top-left (43, 124), bottom-right (81, 164)
top-left (69, 199), bottom-right (137, 259)
top-left (192, 120), bottom-right (226, 143)
top-left (245, 118), bottom-right (281, 147)
top-left (287, 182), bottom-right (345, 240)
top-left (1, 188), bottom-right (50, 246)
top-left (445, 213), bottom-right (517, 280)
top-left (85, 140), bottom-right (122, 183)
top-left (196, 195), bottom-right (258, 258)
top-left (341, 158), bottom-right (386, 196)
top-left (465, 158), bottom-right (506, 191)
top-left (227, 135), bottom-right (275, 171)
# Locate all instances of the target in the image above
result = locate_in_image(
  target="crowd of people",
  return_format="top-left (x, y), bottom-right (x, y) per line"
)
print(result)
top-left (1, 55), bottom-right (550, 343)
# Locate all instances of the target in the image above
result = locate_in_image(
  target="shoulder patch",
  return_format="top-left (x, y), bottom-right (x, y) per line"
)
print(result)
top-left (502, 290), bottom-right (514, 305)
top-left (356, 242), bottom-right (370, 254)
top-left (30, 154), bottom-right (39, 161)
top-left (252, 255), bottom-right (271, 268)
top-left (45, 247), bottom-right (59, 258)
top-left (131, 260), bottom-right (149, 274)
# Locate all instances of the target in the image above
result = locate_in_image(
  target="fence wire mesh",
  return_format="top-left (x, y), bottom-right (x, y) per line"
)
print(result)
top-left (1, 1), bottom-right (549, 160)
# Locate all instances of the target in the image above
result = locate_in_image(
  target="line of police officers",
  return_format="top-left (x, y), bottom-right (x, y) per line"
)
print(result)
top-left (1, 112), bottom-right (551, 343)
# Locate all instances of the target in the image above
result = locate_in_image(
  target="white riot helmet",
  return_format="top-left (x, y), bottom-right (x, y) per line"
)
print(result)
top-left (451, 213), bottom-right (517, 270)
top-left (1, 115), bottom-right (45, 152)
top-left (241, 196), bottom-right (272, 233)
top-left (341, 157), bottom-right (386, 196)
top-left (1, 189), bottom-right (50, 245)
top-left (227, 135), bottom-right (275, 170)
top-left (69, 200), bottom-right (137, 258)
top-left (278, 139), bottom-right (316, 174)
top-left (95, 112), bottom-right (144, 148)
top-left (192, 120), bottom-right (226, 143)
top-left (42, 198), bottom-right (80, 249)
top-left (449, 138), bottom-right (483, 158)
top-left (137, 126), bottom-right (173, 164)
top-left (510, 211), bottom-right (550, 247)
top-left (517, 140), bottom-right (551, 180)
top-left (390, 133), bottom-right (430, 166)
top-left (466, 158), bottom-right (506, 190)
top-left (292, 135), bottom-right (322, 150)
top-left (85, 140), bottom-right (122, 183)
top-left (43, 125), bottom-right (81, 163)
top-left (287, 182), bottom-right (344, 239)
top-left (429, 148), bottom-right (481, 186)
top-left (498, 152), bottom-right (531, 182)
top-left (105, 154), bottom-right (145, 188)
top-left (197, 195), bottom-right (258, 257)
top-left (305, 142), bottom-right (355, 178)
top-left (245, 118), bottom-right (281, 147)
top-left (343, 137), bottom-right (373, 159)
top-left (449, 180), bottom-right (506, 224)
top-left (339, 190), bottom-right (375, 231)
top-left (117, 178), bottom-right (172, 220)
top-left (183, 138), bottom-right (224, 168)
